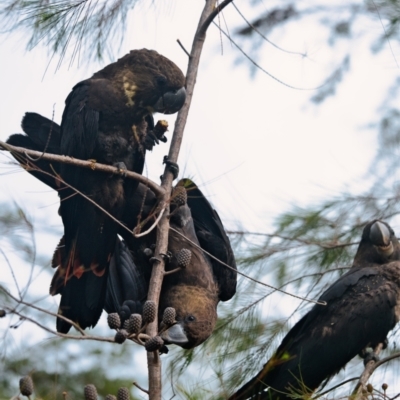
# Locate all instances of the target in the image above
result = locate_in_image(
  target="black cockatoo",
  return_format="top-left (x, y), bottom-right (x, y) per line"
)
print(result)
top-left (106, 179), bottom-right (238, 349)
top-left (229, 220), bottom-right (400, 400)
top-left (7, 49), bottom-right (186, 333)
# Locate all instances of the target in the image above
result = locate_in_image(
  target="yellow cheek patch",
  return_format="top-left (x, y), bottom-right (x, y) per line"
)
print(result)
top-left (123, 76), bottom-right (137, 107)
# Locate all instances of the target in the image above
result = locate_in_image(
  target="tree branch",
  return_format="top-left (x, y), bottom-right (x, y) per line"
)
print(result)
top-left (227, 230), bottom-right (358, 250)
top-left (144, 1), bottom-right (230, 398)
top-left (7, 308), bottom-right (115, 343)
top-left (198, 0), bottom-right (233, 35)
top-left (351, 343), bottom-right (384, 399)
top-left (169, 226), bottom-right (326, 306)
top-left (1, 285), bottom-right (118, 343)
top-left (0, 140), bottom-right (164, 197)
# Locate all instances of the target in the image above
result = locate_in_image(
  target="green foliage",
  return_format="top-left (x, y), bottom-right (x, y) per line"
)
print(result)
top-left (0, 0), bottom-right (141, 66)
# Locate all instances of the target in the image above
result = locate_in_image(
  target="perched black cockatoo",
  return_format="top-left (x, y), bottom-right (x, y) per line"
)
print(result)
top-left (229, 220), bottom-right (400, 400)
top-left (105, 179), bottom-right (237, 349)
top-left (7, 49), bottom-right (186, 333)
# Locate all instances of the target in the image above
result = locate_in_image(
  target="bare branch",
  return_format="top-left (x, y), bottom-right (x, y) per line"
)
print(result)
top-left (133, 381), bottom-right (149, 395)
top-left (3, 141), bottom-right (171, 244)
top-left (176, 39), bottom-right (190, 57)
top-left (351, 343), bottom-right (384, 398)
top-left (1, 284), bottom-right (86, 335)
top-left (368, 351), bottom-right (400, 374)
top-left (314, 377), bottom-right (359, 399)
top-left (7, 307), bottom-right (115, 343)
top-left (227, 230), bottom-right (358, 250)
top-left (134, 207), bottom-right (165, 238)
top-left (212, 21), bottom-right (330, 91)
top-left (231, 2), bottom-right (306, 56)
top-left (144, 1), bottom-right (229, 398)
top-left (198, 0), bottom-right (234, 36)
top-left (0, 140), bottom-right (164, 196)
top-left (0, 247), bottom-right (22, 300)
top-left (169, 226), bottom-right (326, 306)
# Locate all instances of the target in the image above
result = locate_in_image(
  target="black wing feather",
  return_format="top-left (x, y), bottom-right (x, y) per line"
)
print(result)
top-left (61, 81), bottom-right (99, 160)
top-left (21, 112), bottom-right (61, 154)
top-left (6, 113), bottom-right (62, 189)
top-left (181, 179), bottom-right (237, 301)
top-left (104, 238), bottom-right (148, 315)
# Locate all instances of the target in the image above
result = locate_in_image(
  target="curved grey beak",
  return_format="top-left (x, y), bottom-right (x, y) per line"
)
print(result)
top-left (370, 221), bottom-right (390, 246)
top-left (160, 322), bottom-right (189, 346)
top-left (153, 87), bottom-right (186, 114)
top-left (370, 220), bottom-right (393, 256)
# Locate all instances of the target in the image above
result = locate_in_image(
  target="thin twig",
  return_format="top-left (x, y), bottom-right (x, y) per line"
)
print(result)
top-left (176, 39), bottom-right (190, 57)
top-left (134, 208), bottom-right (165, 238)
top-left (169, 226), bottom-right (326, 306)
top-left (26, 105), bottom-right (56, 162)
top-left (163, 267), bottom-right (182, 276)
top-left (232, 2), bottom-right (306, 57)
top-left (133, 382), bottom-right (149, 395)
top-left (6, 152), bottom-right (161, 240)
top-left (227, 230), bottom-right (358, 250)
top-left (213, 21), bottom-right (328, 91)
top-left (0, 248), bottom-right (22, 301)
top-left (15, 204), bottom-right (37, 302)
top-left (6, 307), bottom-right (115, 343)
top-left (2, 286), bottom-right (119, 343)
top-left (368, 351), bottom-right (400, 374)
top-left (314, 377), bottom-right (359, 399)
top-left (1, 285), bottom-right (86, 335)
top-left (370, 0), bottom-right (399, 69)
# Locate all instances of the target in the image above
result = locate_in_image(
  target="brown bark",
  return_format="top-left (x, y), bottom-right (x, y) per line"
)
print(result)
top-left (351, 343), bottom-right (384, 399)
top-left (0, 140), bottom-right (164, 196)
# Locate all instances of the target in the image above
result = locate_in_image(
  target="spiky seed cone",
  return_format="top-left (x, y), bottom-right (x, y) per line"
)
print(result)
top-left (142, 300), bottom-right (156, 323)
top-left (145, 336), bottom-right (164, 352)
top-left (171, 186), bottom-right (187, 207)
top-left (105, 395), bottom-right (117, 400)
top-left (19, 376), bottom-right (33, 397)
top-left (382, 383), bottom-right (388, 391)
top-left (107, 313), bottom-right (121, 330)
top-left (117, 387), bottom-right (130, 400)
top-left (0, 309), bottom-right (5, 318)
top-left (114, 329), bottom-right (128, 344)
top-left (367, 383), bottom-right (373, 393)
top-left (126, 314), bottom-right (142, 334)
top-left (177, 248), bottom-right (191, 268)
top-left (162, 307), bottom-right (176, 326)
top-left (84, 384), bottom-right (98, 400)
